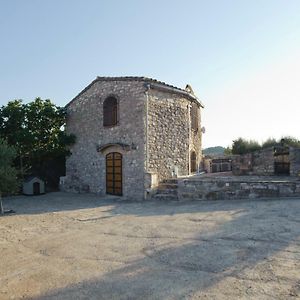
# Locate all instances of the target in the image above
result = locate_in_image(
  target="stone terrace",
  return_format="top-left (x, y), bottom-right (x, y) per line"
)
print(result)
top-left (153, 172), bottom-right (300, 201)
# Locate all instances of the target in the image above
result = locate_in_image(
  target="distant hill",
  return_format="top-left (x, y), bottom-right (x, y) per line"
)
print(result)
top-left (203, 146), bottom-right (225, 156)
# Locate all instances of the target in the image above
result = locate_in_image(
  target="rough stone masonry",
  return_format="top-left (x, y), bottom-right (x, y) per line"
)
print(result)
top-left (62, 77), bottom-right (204, 200)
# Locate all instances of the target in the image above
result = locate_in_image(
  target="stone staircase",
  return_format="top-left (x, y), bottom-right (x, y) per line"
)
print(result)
top-left (152, 179), bottom-right (179, 201)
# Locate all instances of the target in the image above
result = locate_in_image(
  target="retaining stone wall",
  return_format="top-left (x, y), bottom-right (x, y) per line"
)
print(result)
top-left (178, 178), bottom-right (300, 201)
top-left (290, 148), bottom-right (300, 176)
top-left (252, 148), bottom-right (274, 175)
top-left (232, 148), bottom-right (274, 175)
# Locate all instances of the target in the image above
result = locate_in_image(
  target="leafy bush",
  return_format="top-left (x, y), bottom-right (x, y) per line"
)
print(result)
top-left (231, 138), bottom-right (261, 155)
top-left (229, 136), bottom-right (300, 155)
top-left (0, 139), bottom-right (18, 213)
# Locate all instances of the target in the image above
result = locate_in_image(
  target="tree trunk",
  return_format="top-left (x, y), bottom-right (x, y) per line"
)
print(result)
top-left (0, 192), bottom-right (3, 215)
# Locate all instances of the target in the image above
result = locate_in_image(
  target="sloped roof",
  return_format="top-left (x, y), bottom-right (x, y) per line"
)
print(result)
top-left (66, 76), bottom-right (204, 108)
top-left (24, 175), bottom-right (43, 183)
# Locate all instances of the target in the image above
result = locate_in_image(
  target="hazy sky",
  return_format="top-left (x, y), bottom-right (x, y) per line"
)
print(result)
top-left (0, 0), bottom-right (299, 148)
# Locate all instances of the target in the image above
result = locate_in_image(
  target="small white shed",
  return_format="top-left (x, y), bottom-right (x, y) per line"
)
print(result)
top-left (23, 176), bottom-right (45, 195)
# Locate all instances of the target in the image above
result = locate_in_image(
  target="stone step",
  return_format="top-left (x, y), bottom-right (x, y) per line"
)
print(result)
top-left (151, 179), bottom-right (179, 201)
top-left (157, 183), bottom-right (178, 190)
top-left (156, 188), bottom-right (178, 195)
top-left (153, 194), bottom-right (179, 201)
top-left (162, 178), bottom-right (179, 184)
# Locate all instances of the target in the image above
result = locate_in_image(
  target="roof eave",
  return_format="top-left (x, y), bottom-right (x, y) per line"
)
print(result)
top-left (65, 76), bottom-right (205, 108)
top-left (146, 82), bottom-right (204, 108)
top-left (65, 78), bottom-right (99, 108)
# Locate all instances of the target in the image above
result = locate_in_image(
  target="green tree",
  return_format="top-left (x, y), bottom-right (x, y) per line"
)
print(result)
top-left (0, 139), bottom-right (18, 214)
top-left (280, 136), bottom-right (300, 148)
top-left (0, 99), bottom-right (31, 176)
top-left (231, 138), bottom-right (261, 155)
top-left (261, 136), bottom-right (300, 149)
top-left (262, 138), bottom-right (278, 149)
top-left (0, 98), bottom-right (75, 188)
top-left (24, 98), bottom-right (75, 175)
top-left (247, 140), bottom-right (261, 153)
top-left (224, 146), bottom-right (232, 155)
top-left (229, 136), bottom-right (300, 155)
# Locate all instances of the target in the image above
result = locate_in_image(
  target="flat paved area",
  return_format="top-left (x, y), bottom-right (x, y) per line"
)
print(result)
top-left (1, 193), bottom-right (300, 299)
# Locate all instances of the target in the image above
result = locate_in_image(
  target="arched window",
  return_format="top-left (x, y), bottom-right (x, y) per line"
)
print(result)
top-left (191, 151), bottom-right (197, 173)
top-left (103, 97), bottom-right (118, 127)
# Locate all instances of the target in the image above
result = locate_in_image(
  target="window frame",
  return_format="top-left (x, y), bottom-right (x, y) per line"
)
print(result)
top-left (103, 96), bottom-right (119, 127)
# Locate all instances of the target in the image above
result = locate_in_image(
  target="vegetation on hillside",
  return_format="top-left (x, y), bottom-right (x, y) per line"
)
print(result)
top-left (203, 146), bottom-right (225, 156)
top-left (205, 137), bottom-right (300, 157)
top-left (227, 136), bottom-right (300, 155)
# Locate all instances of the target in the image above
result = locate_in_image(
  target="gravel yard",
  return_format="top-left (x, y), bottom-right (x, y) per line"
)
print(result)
top-left (1, 192), bottom-right (300, 299)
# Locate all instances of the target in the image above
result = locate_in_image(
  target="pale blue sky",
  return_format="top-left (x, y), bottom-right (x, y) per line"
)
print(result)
top-left (0, 0), bottom-right (299, 147)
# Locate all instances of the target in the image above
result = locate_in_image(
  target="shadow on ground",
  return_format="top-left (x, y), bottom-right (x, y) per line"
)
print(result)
top-left (3, 191), bottom-right (295, 217)
top-left (17, 193), bottom-right (300, 299)
top-left (1, 192), bottom-right (120, 215)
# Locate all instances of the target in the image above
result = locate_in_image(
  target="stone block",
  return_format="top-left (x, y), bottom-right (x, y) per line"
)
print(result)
top-left (279, 185), bottom-right (295, 196)
top-left (237, 189), bottom-right (250, 198)
top-left (205, 191), bottom-right (219, 200)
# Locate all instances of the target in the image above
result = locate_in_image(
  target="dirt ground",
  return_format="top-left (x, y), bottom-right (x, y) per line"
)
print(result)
top-left (1, 193), bottom-right (300, 300)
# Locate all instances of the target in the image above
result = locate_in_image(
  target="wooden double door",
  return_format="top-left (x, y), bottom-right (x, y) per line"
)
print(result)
top-left (106, 152), bottom-right (123, 195)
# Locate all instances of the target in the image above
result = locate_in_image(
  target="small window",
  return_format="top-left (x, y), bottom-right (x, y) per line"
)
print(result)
top-left (103, 97), bottom-right (118, 127)
top-left (191, 103), bottom-right (199, 131)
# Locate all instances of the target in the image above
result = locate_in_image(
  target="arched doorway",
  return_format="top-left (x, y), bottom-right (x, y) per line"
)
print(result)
top-left (191, 151), bottom-right (197, 173)
top-left (106, 152), bottom-right (123, 195)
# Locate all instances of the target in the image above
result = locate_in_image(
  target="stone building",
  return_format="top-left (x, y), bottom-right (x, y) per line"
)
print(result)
top-left (62, 77), bottom-right (204, 200)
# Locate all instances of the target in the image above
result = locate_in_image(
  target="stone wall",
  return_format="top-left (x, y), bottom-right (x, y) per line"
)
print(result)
top-left (147, 89), bottom-right (202, 182)
top-left (64, 80), bottom-right (146, 200)
top-left (232, 153), bottom-right (253, 175)
top-left (252, 148), bottom-right (274, 175)
top-left (203, 157), bottom-right (232, 173)
top-left (189, 102), bottom-right (202, 171)
top-left (177, 177), bottom-right (300, 201)
top-left (232, 147), bottom-right (300, 177)
top-left (290, 147), bottom-right (300, 176)
top-left (64, 77), bottom-right (203, 200)
top-left (232, 148), bottom-right (274, 176)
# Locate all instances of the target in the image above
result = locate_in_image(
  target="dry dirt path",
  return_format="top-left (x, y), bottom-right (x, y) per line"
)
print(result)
top-left (1, 192), bottom-right (300, 299)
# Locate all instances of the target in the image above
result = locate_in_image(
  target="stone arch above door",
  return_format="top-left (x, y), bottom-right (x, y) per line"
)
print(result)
top-left (97, 143), bottom-right (131, 156)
